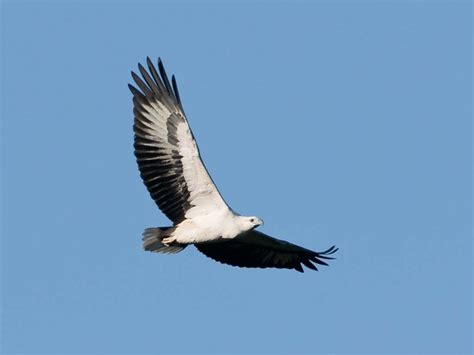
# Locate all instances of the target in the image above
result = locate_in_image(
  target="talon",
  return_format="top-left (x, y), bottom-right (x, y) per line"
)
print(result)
top-left (162, 236), bottom-right (176, 246)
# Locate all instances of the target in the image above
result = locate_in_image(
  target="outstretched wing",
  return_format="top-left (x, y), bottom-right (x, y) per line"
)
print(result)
top-left (195, 230), bottom-right (338, 272)
top-left (129, 58), bottom-right (229, 224)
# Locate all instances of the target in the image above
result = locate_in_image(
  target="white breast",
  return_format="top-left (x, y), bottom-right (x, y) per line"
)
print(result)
top-left (173, 209), bottom-right (244, 243)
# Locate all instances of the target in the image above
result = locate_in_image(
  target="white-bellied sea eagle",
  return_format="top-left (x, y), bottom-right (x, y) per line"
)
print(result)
top-left (129, 57), bottom-right (338, 273)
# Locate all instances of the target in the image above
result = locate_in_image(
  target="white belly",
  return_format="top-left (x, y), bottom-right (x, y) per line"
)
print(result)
top-left (173, 209), bottom-right (242, 244)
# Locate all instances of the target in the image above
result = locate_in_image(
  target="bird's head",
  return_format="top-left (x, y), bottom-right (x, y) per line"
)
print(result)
top-left (241, 216), bottom-right (264, 231)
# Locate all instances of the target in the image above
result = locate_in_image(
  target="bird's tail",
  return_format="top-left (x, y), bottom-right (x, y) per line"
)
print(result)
top-left (142, 227), bottom-right (187, 254)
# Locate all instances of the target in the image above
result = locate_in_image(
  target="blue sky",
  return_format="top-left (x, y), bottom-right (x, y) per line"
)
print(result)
top-left (1, 1), bottom-right (471, 354)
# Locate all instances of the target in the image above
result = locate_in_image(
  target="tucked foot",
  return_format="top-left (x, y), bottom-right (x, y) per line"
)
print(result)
top-left (162, 236), bottom-right (177, 246)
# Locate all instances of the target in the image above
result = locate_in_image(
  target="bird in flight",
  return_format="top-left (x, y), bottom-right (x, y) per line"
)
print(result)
top-left (129, 57), bottom-right (338, 272)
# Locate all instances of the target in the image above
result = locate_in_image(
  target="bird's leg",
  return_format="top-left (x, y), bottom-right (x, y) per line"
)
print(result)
top-left (162, 235), bottom-right (177, 246)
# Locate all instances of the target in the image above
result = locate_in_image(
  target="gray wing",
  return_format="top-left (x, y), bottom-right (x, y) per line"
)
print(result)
top-left (129, 58), bottom-right (229, 224)
top-left (195, 230), bottom-right (338, 272)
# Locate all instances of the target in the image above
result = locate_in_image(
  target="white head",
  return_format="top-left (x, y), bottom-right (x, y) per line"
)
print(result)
top-left (238, 216), bottom-right (264, 232)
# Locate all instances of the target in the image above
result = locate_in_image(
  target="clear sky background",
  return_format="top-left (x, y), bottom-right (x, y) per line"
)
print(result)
top-left (1, 1), bottom-right (472, 354)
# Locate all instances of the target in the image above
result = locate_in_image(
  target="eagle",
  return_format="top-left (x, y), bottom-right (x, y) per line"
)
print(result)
top-left (129, 57), bottom-right (338, 272)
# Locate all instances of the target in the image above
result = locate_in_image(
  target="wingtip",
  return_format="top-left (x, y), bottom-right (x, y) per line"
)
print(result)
top-left (314, 246), bottom-right (338, 261)
top-left (157, 57), bottom-right (165, 72)
top-left (311, 256), bottom-right (329, 266)
top-left (321, 245), bottom-right (338, 255)
top-left (158, 57), bottom-right (165, 71)
top-left (128, 83), bottom-right (140, 96)
top-left (294, 263), bottom-right (304, 273)
top-left (146, 56), bottom-right (155, 69)
top-left (301, 259), bottom-right (318, 271)
top-left (131, 70), bottom-right (140, 82)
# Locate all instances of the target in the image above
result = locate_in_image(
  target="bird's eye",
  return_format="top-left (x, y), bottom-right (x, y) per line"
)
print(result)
top-left (250, 218), bottom-right (255, 223)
